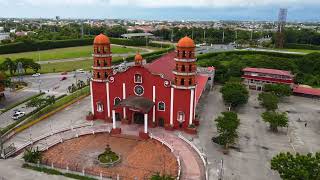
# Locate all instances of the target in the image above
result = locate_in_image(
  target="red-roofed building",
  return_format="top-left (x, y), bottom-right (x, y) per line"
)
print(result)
top-left (293, 85), bottom-right (320, 98)
top-left (242, 67), bottom-right (294, 91)
top-left (90, 34), bottom-right (212, 137)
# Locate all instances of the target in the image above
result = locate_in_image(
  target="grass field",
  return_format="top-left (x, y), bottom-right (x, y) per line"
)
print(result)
top-left (0, 45), bottom-right (142, 63)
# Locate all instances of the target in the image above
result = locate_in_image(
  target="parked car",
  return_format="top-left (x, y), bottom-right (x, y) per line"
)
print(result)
top-left (61, 72), bottom-right (68, 75)
top-left (13, 109), bottom-right (21, 113)
top-left (76, 69), bottom-right (85, 73)
top-left (60, 76), bottom-right (67, 81)
top-left (12, 111), bottom-right (25, 120)
top-left (32, 73), bottom-right (41, 77)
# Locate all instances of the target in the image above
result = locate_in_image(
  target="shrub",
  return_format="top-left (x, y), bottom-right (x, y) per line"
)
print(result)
top-left (23, 147), bottom-right (42, 163)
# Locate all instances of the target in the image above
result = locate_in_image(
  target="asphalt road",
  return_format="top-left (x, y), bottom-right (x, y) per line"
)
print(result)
top-left (0, 72), bottom-right (89, 130)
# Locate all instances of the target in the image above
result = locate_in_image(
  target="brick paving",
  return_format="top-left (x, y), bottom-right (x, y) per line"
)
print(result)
top-left (41, 133), bottom-right (178, 180)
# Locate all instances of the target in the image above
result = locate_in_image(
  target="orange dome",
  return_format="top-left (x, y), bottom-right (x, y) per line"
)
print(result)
top-left (135, 52), bottom-right (143, 61)
top-left (177, 36), bottom-right (195, 48)
top-left (94, 33), bottom-right (110, 44)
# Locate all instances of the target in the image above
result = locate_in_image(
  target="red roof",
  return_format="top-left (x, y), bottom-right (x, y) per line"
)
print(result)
top-left (293, 85), bottom-right (320, 96)
top-left (144, 51), bottom-right (176, 80)
top-left (195, 75), bottom-right (208, 105)
top-left (243, 67), bottom-right (293, 77)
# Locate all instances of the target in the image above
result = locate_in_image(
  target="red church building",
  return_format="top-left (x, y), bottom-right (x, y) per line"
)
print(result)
top-left (89, 34), bottom-right (210, 138)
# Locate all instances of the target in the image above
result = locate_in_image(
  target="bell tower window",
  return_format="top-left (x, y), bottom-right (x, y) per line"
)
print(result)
top-left (189, 78), bottom-right (192, 85)
top-left (189, 65), bottom-right (192, 72)
top-left (182, 51), bottom-right (186, 58)
top-left (181, 65), bottom-right (185, 72)
top-left (97, 72), bottom-right (101, 78)
top-left (97, 60), bottom-right (100, 66)
top-left (181, 78), bottom-right (185, 85)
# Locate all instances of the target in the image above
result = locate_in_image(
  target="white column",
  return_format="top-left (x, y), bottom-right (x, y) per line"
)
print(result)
top-left (106, 82), bottom-right (111, 118)
top-left (152, 86), bottom-right (156, 123)
top-left (194, 85), bottom-right (197, 119)
top-left (170, 88), bottom-right (174, 126)
top-left (112, 110), bottom-right (116, 129)
top-left (144, 113), bottom-right (148, 133)
top-left (189, 89), bottom-right (195, 125)
top-left (90, 81), bottom-right (94, 114)
top-left (122, 83), bottom-right (126, 119)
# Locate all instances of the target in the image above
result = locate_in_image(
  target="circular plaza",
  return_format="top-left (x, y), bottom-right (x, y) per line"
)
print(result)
top-left (41, 133), bottom-right (178, 179)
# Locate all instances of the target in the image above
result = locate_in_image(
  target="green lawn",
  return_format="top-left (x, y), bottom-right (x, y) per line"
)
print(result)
top-left (0, 45), bottom-right (141, 63)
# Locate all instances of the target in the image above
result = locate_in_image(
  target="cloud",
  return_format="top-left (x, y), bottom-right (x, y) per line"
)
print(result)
top-left (1, 0), bottom-right (320, 8)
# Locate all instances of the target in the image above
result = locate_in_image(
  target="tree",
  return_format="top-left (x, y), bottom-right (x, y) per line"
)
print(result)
top-left (1, 58), bottom-right (16, 75)
top-left (264, 84), bottom-right (292, 98)
top-left (23, 147), bottom-right (42, 163)
top-left (214, 111), bottom-right (240, 149)
top-left (271, 152), bottom-right (320, 180)
top-left (261, 111), bottom-right (288, 132)
top-left (220, 82), bottom-right (249, 108)
top-left (258, 92), bottom-right (279, 111)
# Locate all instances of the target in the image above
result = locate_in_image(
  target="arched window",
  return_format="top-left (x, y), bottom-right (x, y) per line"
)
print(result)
top-left (175, 77), bottom-right (178, 84)
top-left (177, 50), bottom-right (180, 57)
top-left (134, 74), bottom-right (142, 83)
top-left (177, 111), bottom-right (185, 122)
top-left (97, 72), bottom-right (101, 78)
top-left (97, 102), bottom-right (103, 112)
top-left (103, 60), bottom-right (107, 66)
top-left (97, 60), bottom-right (100, 66)
top-left (181, 65), bottom-right (185, 72)
top-left (176, 64), bottom-right (179, 70)
top-left (104, 72), bottom-right (108, 78)
top-left (181, 78), bottom-right (185, 85)
top-left (158, 101), bottom-right (165, 111)
top-left (189, 65), bottom-right (192, 72)
top-left (114, 97), bottom-right (121, 106)
top-left (97, 47), bottom-right (100, 53)
top-left (189, 78), bottom-right (192, 85)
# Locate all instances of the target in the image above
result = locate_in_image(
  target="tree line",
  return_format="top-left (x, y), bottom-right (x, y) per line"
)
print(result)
top-left (197, 51), bottom-right (320, 87)
top-left (0, 58), bottom-right (41, 76)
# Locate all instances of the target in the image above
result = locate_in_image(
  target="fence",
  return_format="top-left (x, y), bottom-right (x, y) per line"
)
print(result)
top-left (4, 122), bottom-right (96, 158)
top-left (150, 133), bottom-right (181, 180)
top-left (178, 133), bottom-right (208, 180)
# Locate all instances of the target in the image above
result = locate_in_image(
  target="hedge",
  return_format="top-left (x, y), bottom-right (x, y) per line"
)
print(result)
top-left (0, 37), bottom-right (170, 54)
top-left (0, 92), bottom-right (45, 113)
top-left (22, 163), bottom-right (97, 180)
top-left (284, 43), bottom-right (320, 50)
top-left (196, 50), bottom-right (304, 61)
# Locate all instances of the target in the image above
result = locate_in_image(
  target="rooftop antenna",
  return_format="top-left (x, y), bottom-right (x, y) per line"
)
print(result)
top-left (275, 8), bottom-right (287, 48)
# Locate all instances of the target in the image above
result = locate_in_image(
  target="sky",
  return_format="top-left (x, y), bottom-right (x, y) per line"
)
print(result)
top-left (0, 0), bottom-right (319, 21)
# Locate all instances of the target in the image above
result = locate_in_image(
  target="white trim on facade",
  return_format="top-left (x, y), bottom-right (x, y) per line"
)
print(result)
top-left (106, 82), bottom-right (111, 118)
top-left (189, 89), bottom-right (195, 125)
top-left (152, 86), bottom-right (156, 123)
top-left (123, 83), bottom-right (126, 119)
top-left (144, 113), bottom-right (148, 133)
top-left (112, 110), bottom-right (116, 129)
top-left (170, 88), bottom-right (174, 126)
top-left (90, 81), bottom-right (94, 114)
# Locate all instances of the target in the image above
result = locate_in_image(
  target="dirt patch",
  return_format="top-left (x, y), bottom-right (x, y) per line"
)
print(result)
top-left (41, 133), bottom-right (178, 180)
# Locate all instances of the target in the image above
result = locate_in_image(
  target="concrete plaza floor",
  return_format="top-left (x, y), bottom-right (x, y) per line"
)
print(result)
top-left (195, 86), bottom-right (320, 180)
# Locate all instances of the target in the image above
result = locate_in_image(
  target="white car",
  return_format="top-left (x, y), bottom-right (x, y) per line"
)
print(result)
top-left (12, 111), bottom-right (25, 120)
top-left (32, 73), bottom-right (41, 77)
top-left (76, 69), bottom-right (85, 73)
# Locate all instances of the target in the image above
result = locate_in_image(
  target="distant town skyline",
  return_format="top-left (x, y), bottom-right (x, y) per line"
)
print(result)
top-left (0, 0), bottom-right (319, 22)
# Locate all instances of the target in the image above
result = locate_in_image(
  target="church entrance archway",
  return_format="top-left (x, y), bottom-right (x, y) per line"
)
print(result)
top-left (133, 112), bottom-right (144, 124)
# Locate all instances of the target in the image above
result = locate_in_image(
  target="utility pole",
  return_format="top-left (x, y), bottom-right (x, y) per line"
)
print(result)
top-left (81, 23), bottom-right (84, 39)
top-left (235, 30), bottom-right (238, 41)
top-left (222, 29), bottom-right (225, 44)
top-left (250, 30), bottom-right (253, 41)
top-left (171, 29), bottom-right (174, 42)
top-left (204, 30), bottom-right (206, 44)
top-left (191, 29), bottom-right (194, 39)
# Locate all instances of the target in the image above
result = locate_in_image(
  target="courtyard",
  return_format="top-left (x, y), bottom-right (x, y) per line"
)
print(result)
top-left (41, 133), bottom-right (178, 180)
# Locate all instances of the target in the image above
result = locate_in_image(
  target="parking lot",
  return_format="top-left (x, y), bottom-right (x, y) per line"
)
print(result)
top-left (195, 86), bottom-right (320, 180)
